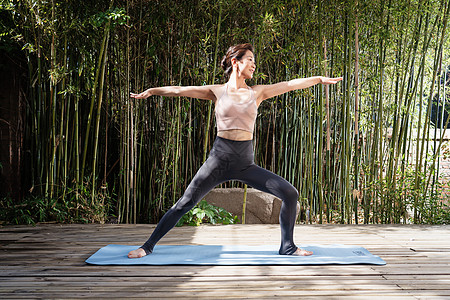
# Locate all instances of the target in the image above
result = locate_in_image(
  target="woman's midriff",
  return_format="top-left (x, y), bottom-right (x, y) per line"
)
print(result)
top-left (217, 129), bottom-right (253, 141)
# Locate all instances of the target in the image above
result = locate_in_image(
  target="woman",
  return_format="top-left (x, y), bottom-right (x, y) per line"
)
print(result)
top-left (129, 43), bottom-right (342, 258)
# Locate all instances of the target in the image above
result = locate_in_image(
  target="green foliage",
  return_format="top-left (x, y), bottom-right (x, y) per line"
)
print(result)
top-left (91, 7), bottom-right (129, 28)
top-left (414, 193), bottom-right (450, 225)
top-left (0, 181), bottom-right (115, 225)
top-left (176, 200), bottom-right (239, 227)
top-left (0, 1), bottom-right (14, 11)
top-left (65, 181), bottom-right (116, 224)
top-left (0, 196), bottom-right (68, 225)
top-left (410, 179), bottom-right (450, 225)
top-left (365, 166), bottom-right (450, 225)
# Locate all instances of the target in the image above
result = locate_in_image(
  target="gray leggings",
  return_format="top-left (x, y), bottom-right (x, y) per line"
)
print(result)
top-left (141, 136), bottom-right (299, 255)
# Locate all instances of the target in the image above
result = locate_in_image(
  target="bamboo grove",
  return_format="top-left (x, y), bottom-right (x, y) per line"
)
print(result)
top-left (1, 0), bottom-right (449, 224)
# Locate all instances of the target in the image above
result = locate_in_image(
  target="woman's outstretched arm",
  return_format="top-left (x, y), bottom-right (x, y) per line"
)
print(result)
top-left (254, 76), bottom-right (343, 104)
top-left (130, 85), bottom-right (216, 101)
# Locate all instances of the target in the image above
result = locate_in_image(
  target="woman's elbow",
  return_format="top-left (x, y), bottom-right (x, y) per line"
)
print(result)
top-left (169, 86), bottom-right (182, 97)
top-left (286, 80), bottom-right (296, 91)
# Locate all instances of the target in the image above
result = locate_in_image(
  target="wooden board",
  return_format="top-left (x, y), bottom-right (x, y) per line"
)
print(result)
top-left (0, 224), bottom-right (449, 298)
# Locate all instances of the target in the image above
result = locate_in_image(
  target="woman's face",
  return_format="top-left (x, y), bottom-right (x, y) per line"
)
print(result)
top-left (233, 50), bottom-right (256, 79)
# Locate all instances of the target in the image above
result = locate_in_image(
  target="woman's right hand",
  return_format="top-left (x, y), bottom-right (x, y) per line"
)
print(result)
top-left (130, 89), bottom-right (151, 99)
top-left (129, 85), bottom-right (217, 101)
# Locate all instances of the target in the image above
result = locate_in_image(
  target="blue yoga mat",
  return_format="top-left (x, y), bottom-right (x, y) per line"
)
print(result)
top-left (85, 244), bottom-right (386, 265)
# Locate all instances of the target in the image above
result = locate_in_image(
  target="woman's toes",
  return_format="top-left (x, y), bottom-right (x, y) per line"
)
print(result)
top-left (292, 248), bottom-right (313, 256)
top-left (127, 248), bottom-right (147, 258)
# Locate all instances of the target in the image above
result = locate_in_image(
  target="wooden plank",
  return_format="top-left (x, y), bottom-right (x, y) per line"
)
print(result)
top-left (0, 276), bottom-right (396, 285)
top-left (0, 282), bottom-right (404, 291)
top-left (0, 295), bottom-right (418, 300)
top-left (0, 294), bottom-right (419, 299)
top-left (0, 265), bottom-right (382, 277)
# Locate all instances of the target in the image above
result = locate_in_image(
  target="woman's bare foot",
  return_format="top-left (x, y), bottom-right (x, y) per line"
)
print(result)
top-left (127, 248), bottom-right (147, 258)
top-left (292, 248), bottom-right (313, 256)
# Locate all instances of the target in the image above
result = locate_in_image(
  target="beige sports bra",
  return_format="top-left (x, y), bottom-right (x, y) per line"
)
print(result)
top-left (214, 83), bottom-right (258, 134)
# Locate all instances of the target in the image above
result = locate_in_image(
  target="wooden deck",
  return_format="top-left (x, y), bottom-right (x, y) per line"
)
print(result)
top-left (1, 224), bottom-right (449, 299)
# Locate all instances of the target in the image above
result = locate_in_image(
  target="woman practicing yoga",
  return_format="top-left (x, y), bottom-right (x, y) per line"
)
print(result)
top-left (129, 43), bottom-right (342, 258)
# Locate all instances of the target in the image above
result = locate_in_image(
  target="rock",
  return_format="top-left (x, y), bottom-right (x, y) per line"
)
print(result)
top-left (203, 188), bottom-right (300, 224)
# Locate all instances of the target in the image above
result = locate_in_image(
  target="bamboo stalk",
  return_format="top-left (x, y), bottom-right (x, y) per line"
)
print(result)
top-left (414, 11), bottom-right (431, 223)
top-left (323, 37), bottom-right (331, 223)
top-left (80, 8), bottom-right (112, 185)
top-left (354, 0), bottom-right (360, 224)
top-left (202, 2), bottom-right (222, 163)
top-left (91, 26), bottom-right (110, 205)
top-left (61, 31), bottom-right (69, 203)
top-left (242, 184), bottom-right (247, 224)
top-left (49, 0), bottom-right (57, 199)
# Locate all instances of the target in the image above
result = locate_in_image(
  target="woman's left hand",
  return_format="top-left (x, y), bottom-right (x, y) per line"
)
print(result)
top-left (130, 89), bottom-right (152, 99)
top-left (320, 76), bottom-right (343, 85)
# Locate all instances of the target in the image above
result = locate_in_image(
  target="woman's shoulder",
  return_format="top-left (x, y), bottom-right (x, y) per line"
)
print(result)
top-left (246, 85), bottom-right (267, 106)
top-left (208, 84), bottom-right (227, 103)
top-left (248, 84), bottom-right (264, 91)
top-left (209, 83), bottom-right (227, 91)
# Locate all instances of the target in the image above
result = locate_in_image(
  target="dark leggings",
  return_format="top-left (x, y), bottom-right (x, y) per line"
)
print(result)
top-left (141, 136), bottom-right (299, 255)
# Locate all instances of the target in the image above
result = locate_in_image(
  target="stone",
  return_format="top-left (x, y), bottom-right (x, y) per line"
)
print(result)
top-left (203, 188), bottom-right (300, 224)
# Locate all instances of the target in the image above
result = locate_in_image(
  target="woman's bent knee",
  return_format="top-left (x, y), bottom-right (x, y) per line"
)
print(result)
top-left (283, 186), bottom-right (299, 205)
top-left (288, 186), bottom-right (299, 200)
top-left (172, 196), bottom-right (197, 212)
